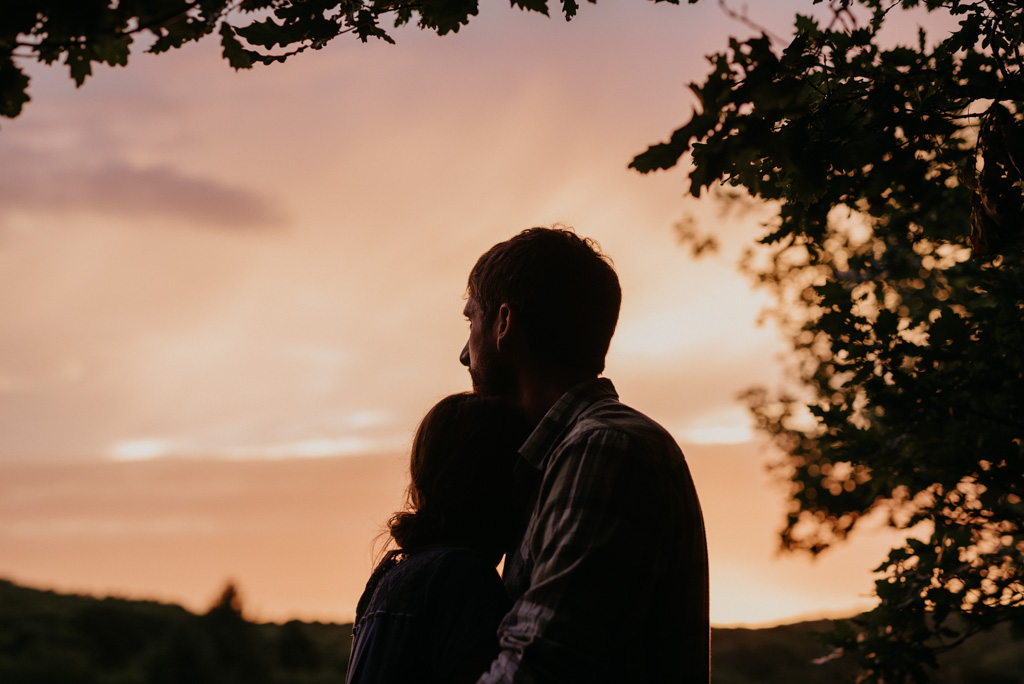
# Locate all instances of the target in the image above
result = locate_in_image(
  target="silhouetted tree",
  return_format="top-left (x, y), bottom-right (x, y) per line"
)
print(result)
top-left (2, 0), bottom-right (682, 123)
top-left (73, 599), bottom-right (169, 670)
top-left (200, 582), bottom-right (271, 684)
top-left (632, 1), bottom-right (1023, 681)
top-left (275, 620), bottom-right (323, 672)
top-left (144, 618), bottom-right (222, 684)
top-left (206, 583), bottom-right (245, 622)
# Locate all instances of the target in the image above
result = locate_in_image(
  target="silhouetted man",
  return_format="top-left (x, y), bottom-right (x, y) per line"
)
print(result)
top-left (461, 227), bottom-right (710, 683)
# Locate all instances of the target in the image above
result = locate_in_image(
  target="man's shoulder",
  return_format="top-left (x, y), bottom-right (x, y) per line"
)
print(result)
top-left (521, 378), bottom-right (683, 470)
top-left (544, 397), bottom-right (688, 479)
top-left (566, 395), bottom-right (682, 456)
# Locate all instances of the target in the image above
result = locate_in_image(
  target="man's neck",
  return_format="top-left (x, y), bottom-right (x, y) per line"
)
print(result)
top-left (516, 369), bottom-right (597, 426)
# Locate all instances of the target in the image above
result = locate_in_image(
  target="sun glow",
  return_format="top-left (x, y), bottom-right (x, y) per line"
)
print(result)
top-left (109, 437), bottom-right (405, 461)
top-left (679, 425), bottom-right (753, 445)
top-left (110, 439), bottom-right (175, 462)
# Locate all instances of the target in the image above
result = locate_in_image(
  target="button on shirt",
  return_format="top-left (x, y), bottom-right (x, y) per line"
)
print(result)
top-left (479, 378), bottom-right (710, 683)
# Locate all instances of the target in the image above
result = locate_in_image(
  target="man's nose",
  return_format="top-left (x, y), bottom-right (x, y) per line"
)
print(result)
top-left (459, 342), bottom-right (470, 367)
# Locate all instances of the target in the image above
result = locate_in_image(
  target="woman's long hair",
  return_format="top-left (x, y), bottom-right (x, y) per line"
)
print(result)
top-left (356, 393), bottom-right (527, 624)
top-left (388, 392), bottom-right (527, 559)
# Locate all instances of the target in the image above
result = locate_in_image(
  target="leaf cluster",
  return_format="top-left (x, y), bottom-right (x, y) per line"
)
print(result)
top-left (0, 0), bottom-right (697, 124)
top-left (633, 1), bottom-right (1024, 681)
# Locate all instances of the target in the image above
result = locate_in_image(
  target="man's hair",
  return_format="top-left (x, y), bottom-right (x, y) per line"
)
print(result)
top-left (468, 226), bottom-right (621, 376)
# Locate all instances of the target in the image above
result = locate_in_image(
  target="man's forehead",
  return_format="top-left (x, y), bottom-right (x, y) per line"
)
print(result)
top-left (463, 297), bottom-right (479, 315)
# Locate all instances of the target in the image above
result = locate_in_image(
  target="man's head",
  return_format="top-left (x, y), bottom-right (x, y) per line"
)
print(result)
top-left (460, 227), bottom-right (621, 395)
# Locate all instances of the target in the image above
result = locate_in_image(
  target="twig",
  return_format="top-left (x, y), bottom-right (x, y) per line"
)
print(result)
top-left (717, 0), bottom-right (785, 45)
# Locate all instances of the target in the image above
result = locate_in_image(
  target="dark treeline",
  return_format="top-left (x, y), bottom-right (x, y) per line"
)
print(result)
top-left (0, 579), bottom-right (350, 684)
top-left (1, 578), bottom-right (1021, 683)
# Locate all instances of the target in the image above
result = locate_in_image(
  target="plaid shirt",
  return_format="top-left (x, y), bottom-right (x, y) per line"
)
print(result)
top-left (479, 378), bottom-right (710, 683)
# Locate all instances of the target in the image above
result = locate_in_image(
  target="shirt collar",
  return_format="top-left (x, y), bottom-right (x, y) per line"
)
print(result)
top-left (518, 377), bottom-right (618, 470)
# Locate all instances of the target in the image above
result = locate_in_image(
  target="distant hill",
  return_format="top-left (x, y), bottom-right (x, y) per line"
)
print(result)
top-left (712, 618), bottom-right (1024, 683)
top-left (0, 579), bottom-right (350, 684)
top-left (1, 579), bottom-right (1021, 683)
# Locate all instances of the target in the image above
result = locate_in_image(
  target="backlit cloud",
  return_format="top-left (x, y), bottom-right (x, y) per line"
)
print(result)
top-left (0, 144), bottom-right (285, 230)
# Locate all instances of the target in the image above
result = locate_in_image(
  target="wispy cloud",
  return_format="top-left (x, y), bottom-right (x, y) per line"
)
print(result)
top-left (0, 145), bottom-right (285, 230)
top-left (0, 362), bottom-right (84, 395)
top-left (107, 435), bottom-right (407, 462)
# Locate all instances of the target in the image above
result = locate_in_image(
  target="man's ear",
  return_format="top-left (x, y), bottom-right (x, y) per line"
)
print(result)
top-left (495, 303), bottom-right (512, 351)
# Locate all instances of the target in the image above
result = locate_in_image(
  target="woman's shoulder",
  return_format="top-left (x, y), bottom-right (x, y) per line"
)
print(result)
top-left (354, 545), bottom-right (505, 629)
top-left (405, 545), bottom-right (500, 585)
top-left (349, 545), bottom-right (509, 684)
top-left (369, 546), bottom-right (499, 601)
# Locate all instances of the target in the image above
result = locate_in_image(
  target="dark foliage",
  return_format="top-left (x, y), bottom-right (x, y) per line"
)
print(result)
top-left (0, 0), bottom-right (696, 125)
top-left (0, 579), bottom-right (351, 684)
top-left (712, 618), bottom-right (1024, 684)
top-left (633, 1), bottom-right (1024, 681)
top-left (2, 579), bottom-right (1022, 683)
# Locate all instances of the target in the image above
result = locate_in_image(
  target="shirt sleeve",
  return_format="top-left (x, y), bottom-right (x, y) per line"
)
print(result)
top-left (478, 428), bottom-right (662, 683)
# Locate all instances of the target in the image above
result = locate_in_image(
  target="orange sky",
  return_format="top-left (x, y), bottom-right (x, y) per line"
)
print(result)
top-left (1, 446), bottom-right (910, 627)
top-left (0, 1), bottom-right (952, 626)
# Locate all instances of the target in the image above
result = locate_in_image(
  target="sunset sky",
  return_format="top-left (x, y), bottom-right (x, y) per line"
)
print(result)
top-left (0, 1), bottom-right (946, 627)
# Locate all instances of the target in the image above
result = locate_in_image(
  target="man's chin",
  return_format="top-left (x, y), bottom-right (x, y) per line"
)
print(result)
top-left (469, 369), bottom-right (514, 399)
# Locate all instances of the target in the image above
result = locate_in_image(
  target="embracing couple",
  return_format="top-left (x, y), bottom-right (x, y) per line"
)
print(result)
top-left (347, 227), bottom-right (710, 683)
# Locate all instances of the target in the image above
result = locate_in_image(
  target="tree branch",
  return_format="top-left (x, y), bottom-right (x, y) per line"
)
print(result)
top-left (716, 0), bottom-right (786, 45)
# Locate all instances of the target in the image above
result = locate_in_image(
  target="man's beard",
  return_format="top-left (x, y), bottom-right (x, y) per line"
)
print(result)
top-left (468, 353), bottom-right (516, 398)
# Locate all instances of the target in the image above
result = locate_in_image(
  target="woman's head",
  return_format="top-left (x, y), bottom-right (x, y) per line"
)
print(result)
top-left (389, 393), bottom-right (528, 561)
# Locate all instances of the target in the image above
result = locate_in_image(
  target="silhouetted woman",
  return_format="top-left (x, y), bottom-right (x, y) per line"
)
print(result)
top-left (346, 393), bottom-right (527, 684)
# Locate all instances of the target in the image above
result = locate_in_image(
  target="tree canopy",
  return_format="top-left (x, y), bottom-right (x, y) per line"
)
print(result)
top-left (632, 1), bottom-right (1023, 680)
top-left (5, 0), bottom-right (1023, 681)
top-left (0, 0), bottom-right (691, 123)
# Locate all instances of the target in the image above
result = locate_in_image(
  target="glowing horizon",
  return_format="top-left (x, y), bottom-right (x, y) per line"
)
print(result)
top-left (0, 444), bottom-right (903, 628)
